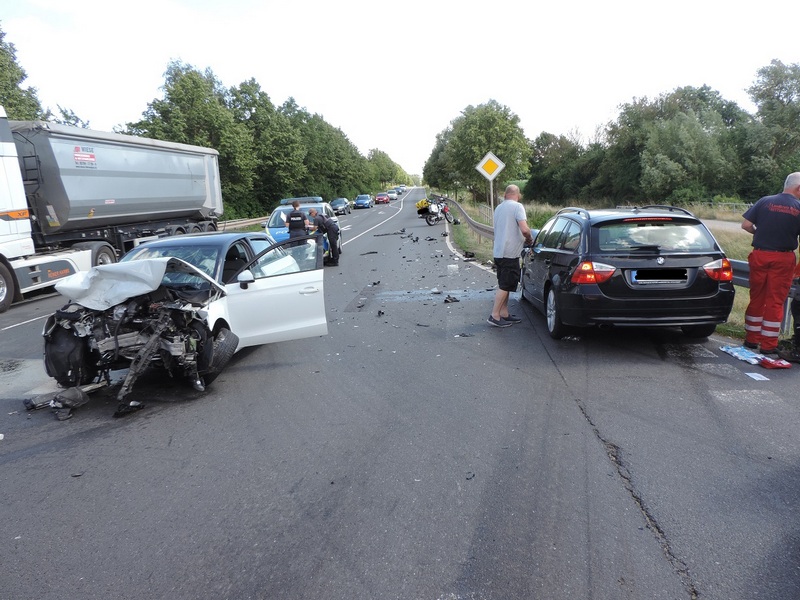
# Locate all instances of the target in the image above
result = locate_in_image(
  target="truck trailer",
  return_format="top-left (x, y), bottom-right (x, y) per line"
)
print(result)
top-left (0, 106), bottom-right (223, 312)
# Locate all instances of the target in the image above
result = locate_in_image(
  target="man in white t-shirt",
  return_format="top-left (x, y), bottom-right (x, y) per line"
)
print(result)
top-left (488, 184), bottom-right (533, 327)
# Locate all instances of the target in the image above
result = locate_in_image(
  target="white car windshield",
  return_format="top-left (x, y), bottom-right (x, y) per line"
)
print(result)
top-left (124, 245), bottom-right (219, 277)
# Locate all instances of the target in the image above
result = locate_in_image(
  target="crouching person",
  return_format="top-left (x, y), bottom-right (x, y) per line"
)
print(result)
top-left (309, 208), bottom-right (340, 267)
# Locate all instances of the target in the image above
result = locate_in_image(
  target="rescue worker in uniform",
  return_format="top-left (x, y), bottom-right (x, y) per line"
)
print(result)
top-left (286, 200), bottom-right (309, 245)
top-left (741, 172), bottom-right (800, 354)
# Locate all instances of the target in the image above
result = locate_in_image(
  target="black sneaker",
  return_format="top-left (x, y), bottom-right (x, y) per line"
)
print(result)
top-left (744, 341), bottom-right (759, 350)
top-left (487, 316), bottom-right (512, 328)
top-left (502, 314), bottom-right (522, 324)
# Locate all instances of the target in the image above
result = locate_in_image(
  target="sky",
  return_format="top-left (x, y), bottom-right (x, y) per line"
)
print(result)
top-left (3, 0), bottom-right (798, 177)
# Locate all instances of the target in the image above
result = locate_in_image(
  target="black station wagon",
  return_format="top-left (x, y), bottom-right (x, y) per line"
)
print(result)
top-left (520, 206), bottom-right (735, 339)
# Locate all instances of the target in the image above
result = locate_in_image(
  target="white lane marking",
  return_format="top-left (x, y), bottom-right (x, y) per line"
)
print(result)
top-left (342, 194), bottom-right (405, 245)
top-left (2, 314), bottom-right (49, 331)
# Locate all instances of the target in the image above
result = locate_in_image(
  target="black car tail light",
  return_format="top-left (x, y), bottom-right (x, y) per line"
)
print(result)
top-left (703, 258), bottom-right (733, 282)
top-left (571, 261), bottom-right (616, 284)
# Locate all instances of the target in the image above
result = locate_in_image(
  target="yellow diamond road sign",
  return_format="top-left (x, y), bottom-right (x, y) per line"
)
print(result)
top-left (476, 152), bottom-right (505, 181)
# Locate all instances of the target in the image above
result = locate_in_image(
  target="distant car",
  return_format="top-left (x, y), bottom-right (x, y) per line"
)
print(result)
top-left (520, 206), bottom-right (735, 339)
top-left (264, 199), bottom-right (342, 258)
top-left (354, 194), bottom-right (374, 208)
top-left (385, 190), bottom-right (398, 201)
top-left (331, 198), bottom-right (351, 215)
top-left (399, 185), bottom-right (407, 192)
top-left (393, 186), bottom-right (404, 196)
top-left (375, 193), bottom-right (390, 205)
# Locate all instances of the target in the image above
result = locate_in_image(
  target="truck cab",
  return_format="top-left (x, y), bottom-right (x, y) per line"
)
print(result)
top-left (0, 107), bottom-right (92, 311)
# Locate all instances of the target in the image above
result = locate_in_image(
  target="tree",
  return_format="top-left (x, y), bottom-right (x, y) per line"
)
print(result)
top-left (747, 59), bottom-right (800, 190)
top-left (525, 132), bottom-right (583, 201)
top-left (639, 110), bottom-right (739, 202)
top-left (424, 100), bottom-right (529, 200)
top-left (126, 61), bottom-right (258, 218)
top-left (368, 149), bottom-right (396, 187)
top-left (422, 129), bottom-right (455, 191)
top-left (0, 26), bottom-right (43, 119)
top-left (229, 80), bottom-right (306, 209)
top-left (52, 105), bottom-right (90, 128)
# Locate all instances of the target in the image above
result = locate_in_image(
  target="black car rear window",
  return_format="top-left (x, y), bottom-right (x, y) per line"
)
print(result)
top-left (593, 219), bottom-right (717, 252)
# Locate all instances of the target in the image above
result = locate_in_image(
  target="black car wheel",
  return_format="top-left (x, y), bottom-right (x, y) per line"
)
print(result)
top-left (44, 326), bottom-right (99, 387)
top-left (681, 324), bottom-right (717, 338)
top-left (545, 287), bottom-right (568, 340)
top-left (202, 328), bottom-right (239, 386)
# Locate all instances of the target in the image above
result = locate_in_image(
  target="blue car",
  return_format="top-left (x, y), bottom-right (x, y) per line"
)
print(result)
top-left (264, 200), bottom-right (342, 257)
top-left (354, 194), bottom-right (374, 208)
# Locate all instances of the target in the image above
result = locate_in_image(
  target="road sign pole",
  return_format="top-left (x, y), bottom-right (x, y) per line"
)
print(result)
top-left (490, 179), bottom-right (494, 223)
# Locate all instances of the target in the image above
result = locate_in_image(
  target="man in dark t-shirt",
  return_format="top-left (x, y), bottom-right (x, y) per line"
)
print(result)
top-left (741, 172), bottom-right (800, 353)
top-left (286, 200), bottom-right (309, 243)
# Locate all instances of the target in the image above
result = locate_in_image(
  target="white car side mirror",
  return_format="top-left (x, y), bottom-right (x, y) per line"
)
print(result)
top-left (237, 269), bottom-right (255, 289)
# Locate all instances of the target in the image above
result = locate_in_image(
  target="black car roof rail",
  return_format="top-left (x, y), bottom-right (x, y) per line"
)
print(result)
top-left (631, 205), bottom-right (695, 217)
top-left (557, 206), bottom-right (591, 219)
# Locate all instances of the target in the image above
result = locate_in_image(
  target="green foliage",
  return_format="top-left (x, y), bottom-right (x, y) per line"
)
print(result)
top-left (747, 60), bottom-right (800, 190)
top-left (423, 100), bottom-right (529, 197)
top-left (51, 105), bottom-right (90, 128)
top-left (513, 74), bottom-right (800, 206)
top-left (0, 27), bottom-right (43, 120)
top-left (711, 194), bottom-right (744, 204)
top-left (119, 61), bottom-right (403, 217)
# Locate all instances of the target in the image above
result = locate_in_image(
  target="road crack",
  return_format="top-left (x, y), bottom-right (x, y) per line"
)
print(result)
top-left (575, 398), bottom-right (700, 599)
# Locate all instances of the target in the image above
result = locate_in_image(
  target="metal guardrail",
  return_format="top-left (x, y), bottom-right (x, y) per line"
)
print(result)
top-left (217, 216), bottom-right (269, 230)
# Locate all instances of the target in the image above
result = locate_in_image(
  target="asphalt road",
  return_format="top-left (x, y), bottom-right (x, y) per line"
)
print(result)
top-left (2, 189), bottom-right (800, 599)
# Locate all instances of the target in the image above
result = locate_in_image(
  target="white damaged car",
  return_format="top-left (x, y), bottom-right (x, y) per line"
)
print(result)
top-left (42, 235), bottom-right (327, 417)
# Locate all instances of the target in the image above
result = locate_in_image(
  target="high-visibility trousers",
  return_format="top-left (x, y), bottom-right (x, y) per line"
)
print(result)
top-left (745, 249), bottom-right (796, 350)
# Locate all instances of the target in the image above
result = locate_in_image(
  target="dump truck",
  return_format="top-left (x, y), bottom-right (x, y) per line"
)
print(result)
top-left (0, 106), bottom-right (223, 312)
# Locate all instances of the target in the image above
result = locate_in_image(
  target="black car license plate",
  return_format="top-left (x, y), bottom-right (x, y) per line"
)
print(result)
top-left (631, 269), bottom-right (687, 284)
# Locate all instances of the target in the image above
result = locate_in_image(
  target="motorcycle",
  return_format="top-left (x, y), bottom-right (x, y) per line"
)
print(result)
top-left (423, 198), bottom-right (455, 226)
top-left (42, 258), bottom-right (238, 418)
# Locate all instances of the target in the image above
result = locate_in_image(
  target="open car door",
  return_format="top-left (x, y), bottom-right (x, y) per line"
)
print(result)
top-left (219, 237), bottom-right (328, 350)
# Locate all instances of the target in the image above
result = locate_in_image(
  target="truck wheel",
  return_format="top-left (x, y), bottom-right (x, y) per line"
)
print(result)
top-left (0, 263), bottom-right (14, 313)
top-left (73, 241), bottom-right (116, 266)
top-left (93, 244), bottom-right (116, 266)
